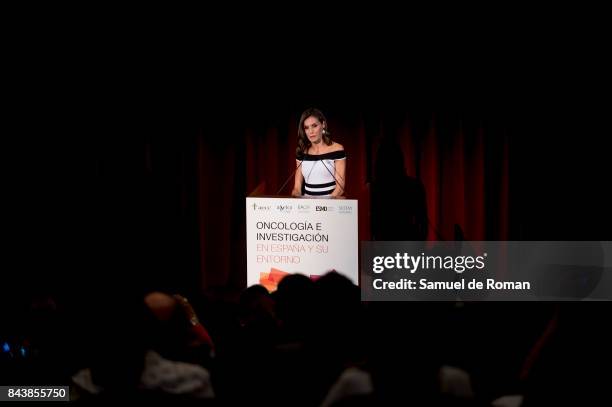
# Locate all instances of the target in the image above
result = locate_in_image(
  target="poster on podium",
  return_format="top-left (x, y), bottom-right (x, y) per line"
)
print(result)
top-left (246, 197), bottom-right (358, 291)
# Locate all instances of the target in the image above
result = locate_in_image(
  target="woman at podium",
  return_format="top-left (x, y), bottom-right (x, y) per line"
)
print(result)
top-left (291, 108), bottom-right (346, 199)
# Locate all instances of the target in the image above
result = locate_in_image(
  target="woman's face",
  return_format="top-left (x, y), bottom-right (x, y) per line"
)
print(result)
top-left (303, 116), bottom-right (325, 144)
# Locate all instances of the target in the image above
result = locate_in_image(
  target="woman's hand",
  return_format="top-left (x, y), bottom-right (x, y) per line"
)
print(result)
top-left (291, 189), bottom-right (302, 197)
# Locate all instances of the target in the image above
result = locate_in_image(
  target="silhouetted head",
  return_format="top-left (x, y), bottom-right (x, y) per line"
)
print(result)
top-left (239, 284), bottom-right (276, 329)
top-left (274, 274), bottom-right (315, 336)
top-left (315, 271), bottom-right (360, 307)
top-left (143, 291), bottom-right (193, 361)
top-left (314, 271), bottom-right (361, 330)
top-left (144, 291), bottom-right (177, 321)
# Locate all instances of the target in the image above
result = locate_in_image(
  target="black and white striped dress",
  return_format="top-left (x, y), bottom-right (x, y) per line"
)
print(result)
top-left (297, 150), bottom-right (347, 198)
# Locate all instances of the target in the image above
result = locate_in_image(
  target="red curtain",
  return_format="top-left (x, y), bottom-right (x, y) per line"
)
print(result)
top-left (194, 109), bottom-right (511, 293)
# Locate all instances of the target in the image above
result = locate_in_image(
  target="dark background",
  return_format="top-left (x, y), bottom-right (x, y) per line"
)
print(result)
top-left (12, 64), bottom-right (610, 298)
top-left (4, 23), bottom-right (610, 295)
top-left (2, 23), bottom-right (611, 402)
top-left (6, 42), bottom-right (611, 286)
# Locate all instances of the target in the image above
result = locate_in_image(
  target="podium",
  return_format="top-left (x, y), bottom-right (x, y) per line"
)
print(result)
top-left (246, 196), bottom-right (358, 291)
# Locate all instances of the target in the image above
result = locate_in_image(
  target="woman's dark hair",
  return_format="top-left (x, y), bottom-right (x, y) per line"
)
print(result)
top-left (296, 108), bottom-right (332, 155)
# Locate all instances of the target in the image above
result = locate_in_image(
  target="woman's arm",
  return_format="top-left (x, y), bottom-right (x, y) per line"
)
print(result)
top-left (331, 158), bottom-right (346, 198)
top-left (292, 159), bottom-right (303, 197)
